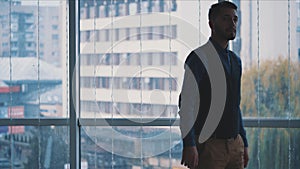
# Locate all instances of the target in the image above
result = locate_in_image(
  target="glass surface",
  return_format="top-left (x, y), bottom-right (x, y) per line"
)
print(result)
top-left (0, 126), bottom-right (69, 169)
top-left (245, 128), bottom-right (300, 169)
top-left (81, 126), bottom-right (182, 168)
top-left (0, 0), bottom-right (68, 118)
top-left (240, 0), bottom-right (300, 118)
top-left (79, 0), bottom-right (216, 119)
top-left (79, 0), bottom-right (300, 168)
top-left (80, 126), bottom-right (300, 169)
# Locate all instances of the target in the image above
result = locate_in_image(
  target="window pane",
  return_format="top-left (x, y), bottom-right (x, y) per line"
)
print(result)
top-left (245, 128), bottom-right (300, 169)
top-left (240, 0), bottom-right (300, 118)
top-left (81, 127), bottom-right (300, 168)
top-left (0, 126), bottom-right (69, 169)
top-left (291, 0), bottom-right (300, 119)
top-left (0, 1), bottom-right (67, 119)
top-left (79, 0), bottom-right (299, 169)
top-left (81, 126), bottom-right (182, 168)
top-left (79, 2), bottom-right (216, 166)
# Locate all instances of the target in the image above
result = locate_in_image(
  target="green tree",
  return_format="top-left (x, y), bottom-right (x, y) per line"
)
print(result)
top-left (241, 58), bottom-right (300, 169)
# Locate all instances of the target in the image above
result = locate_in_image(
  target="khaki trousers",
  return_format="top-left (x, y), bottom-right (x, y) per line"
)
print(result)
top-left (195, 135), bottom-right (244, 169)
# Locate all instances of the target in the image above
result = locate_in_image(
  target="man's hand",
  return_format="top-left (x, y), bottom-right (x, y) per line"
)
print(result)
top-left (181, 146), bottom-right (199, 169)
top-left (243, 147), bottom-right (249, 168)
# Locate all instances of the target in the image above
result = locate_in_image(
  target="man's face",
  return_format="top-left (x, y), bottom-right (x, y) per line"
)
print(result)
top-left (212, 8), bottom-right (238, 41)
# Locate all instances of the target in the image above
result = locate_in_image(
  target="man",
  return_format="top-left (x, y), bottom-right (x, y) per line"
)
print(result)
top-left (178, 1), bottom-right (249, 169)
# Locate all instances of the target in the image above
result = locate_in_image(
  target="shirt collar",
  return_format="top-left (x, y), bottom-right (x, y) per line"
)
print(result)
top-left (209, 37), bottom-right (229, 55)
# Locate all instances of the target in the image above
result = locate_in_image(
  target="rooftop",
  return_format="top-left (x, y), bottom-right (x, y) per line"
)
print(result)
top-left (0, 57), bottom-right (62, 83)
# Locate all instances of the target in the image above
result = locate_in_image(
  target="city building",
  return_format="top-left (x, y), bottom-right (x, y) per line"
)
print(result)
top-left (0, 57), bottom-right (62, 118)
top-left (0, 3), bottom-right (36, 58)
top-left (78, 0), bottom-right (192, 167)
top-left (0, 57), bottom-right (62, 167)
top-left (79, 0), bottom-right (192, 119)
top-left (0, 0), bottom-right (63, 67)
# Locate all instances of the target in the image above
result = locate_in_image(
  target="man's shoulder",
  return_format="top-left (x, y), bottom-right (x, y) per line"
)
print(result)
top-left (193, 41), bottom-right (213, 53)
top-left (228, 50), bottom-right (241, 63)
top-left (189, 41), bottom-right (213, 61)
top-left (184, 45), bottom-right (208, 70)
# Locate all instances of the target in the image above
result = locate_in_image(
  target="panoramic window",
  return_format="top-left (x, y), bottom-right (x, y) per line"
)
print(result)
top-left (0, 0), bottom-right (299, 169)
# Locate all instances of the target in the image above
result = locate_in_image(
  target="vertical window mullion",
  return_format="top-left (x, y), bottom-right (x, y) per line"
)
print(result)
top-left (69, 0), bottom-right (80, 169)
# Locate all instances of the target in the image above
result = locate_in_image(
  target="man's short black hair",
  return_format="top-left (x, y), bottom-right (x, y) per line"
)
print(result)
top-left (209, 1), bottom-right (237, 21)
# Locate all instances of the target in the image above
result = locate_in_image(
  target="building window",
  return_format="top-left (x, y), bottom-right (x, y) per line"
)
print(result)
top-left (118, 3), bottom-right (127, 16)
top-left (108, 4), bottom-right (116, 17)
top-left (98, 5), bottom-right (106, 18)
top-left (52, 25), bottom-right (58, 30)
top-left (2, 33), bottom-right (9, 38)
top-left (52, 16), bottom-right (59, 21)
top-left (52, 34), bottom-right (59, 40)
top-left (80, 7), bottom-right (86, 19)
top-left (2, 42), bottom-right (9, 47)
top-left (141, 1), bottom-right (149, 13)
top-left (89, 6), bottom-right (95, 18)
top-left (152, 0), bottom-right (160, 12)
top-left (129, 2), bottom-right (138, 15)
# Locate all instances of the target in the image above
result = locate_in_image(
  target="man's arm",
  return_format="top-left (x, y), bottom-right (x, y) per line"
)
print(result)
top-left (237, 57), bottom-right (248, 147)
top-left (178, 51), bottom-right (204, 147)
top-left (237, 57), bottom-right (249, 168)
top-left (239, 108), bottom-right (248, 147)
top-left (178, 63), bottom-right (199, 147)
top-left (239, 108), bottom-right (249, 168)
top-left (179, 51), bottom-right (204, 168)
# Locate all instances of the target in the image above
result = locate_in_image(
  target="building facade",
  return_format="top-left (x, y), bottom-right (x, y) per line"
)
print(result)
top-left (0, 1), bottom-right (63, 67)
top-left (79, 0), bottom-right (188, 119)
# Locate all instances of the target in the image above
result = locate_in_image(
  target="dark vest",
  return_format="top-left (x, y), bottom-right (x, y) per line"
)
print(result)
top-left (180, 49), bottom-right (242, 138)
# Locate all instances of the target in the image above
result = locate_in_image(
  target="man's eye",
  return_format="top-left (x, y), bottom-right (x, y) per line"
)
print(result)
top-left (223, 17), bottom-right (238, 23)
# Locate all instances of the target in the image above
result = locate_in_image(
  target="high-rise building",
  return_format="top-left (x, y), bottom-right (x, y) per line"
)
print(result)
top-left (0, 1), bottom-right (63, 67)
top-left (0, 4), bottom-right (36, 57)
top-left (78, 0), bottom-right (210, 165)
top-left (79, 0), bottom-right (189, 119)
top-left (0, 1), bottom-right (63, 119)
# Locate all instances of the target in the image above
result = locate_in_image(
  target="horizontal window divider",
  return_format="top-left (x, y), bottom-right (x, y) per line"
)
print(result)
top-left (0, 118), bottom-right (299, 128)
top-left (78, 118), bottom-right (300, 128)
top-left (0, 118), bottom-right (69, 126)
top-left (78, 118), bottom-right (178, 127)
top-left (244, 118), bottom-right (300, 128)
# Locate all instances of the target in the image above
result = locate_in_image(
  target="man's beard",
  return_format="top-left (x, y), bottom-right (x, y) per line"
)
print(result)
top-left (224, 28), bottom-right (236, 40)
top-left (215, 24), bottom-right (236, 41)
top-left (227, 33), bottom-right (236, 40)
